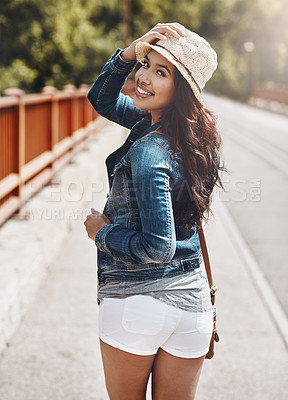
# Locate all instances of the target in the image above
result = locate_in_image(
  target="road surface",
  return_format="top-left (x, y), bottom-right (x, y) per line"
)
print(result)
top-left (205, 94), bottom-right (288, 317)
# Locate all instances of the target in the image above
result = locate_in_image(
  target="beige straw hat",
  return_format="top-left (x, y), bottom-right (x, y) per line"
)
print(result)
top-left (135, 28), bottom-right (217, 106)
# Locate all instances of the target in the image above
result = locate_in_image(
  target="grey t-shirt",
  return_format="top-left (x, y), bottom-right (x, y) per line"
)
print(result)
top-left (97, 262), bottom-right (212, 312)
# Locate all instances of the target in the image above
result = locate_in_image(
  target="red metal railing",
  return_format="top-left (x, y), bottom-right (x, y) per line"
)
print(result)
top-left (0, 84), bottom-right (98, 226)
top-left (252, 85), bottom-right (288, 105)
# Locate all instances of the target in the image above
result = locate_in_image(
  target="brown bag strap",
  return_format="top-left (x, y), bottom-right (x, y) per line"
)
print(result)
top-left (197, 221), bottom-right (216, 305)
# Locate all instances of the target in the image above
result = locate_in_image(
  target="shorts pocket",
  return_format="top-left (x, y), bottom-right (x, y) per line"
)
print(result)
top-left (122, 295), bottom-right (166, 335)
top-left (99, 298), bottom-right (123, 336)
top-left (196, 309), bottom-right (213, 334)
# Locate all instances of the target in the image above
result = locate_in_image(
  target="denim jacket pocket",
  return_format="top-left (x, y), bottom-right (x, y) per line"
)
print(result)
top-left (111, 161), bottom-right (126, 196)
top-left (129, 209), bottom-right (142, 231)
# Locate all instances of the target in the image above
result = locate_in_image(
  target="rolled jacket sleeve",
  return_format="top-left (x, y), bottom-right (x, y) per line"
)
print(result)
top-left (95, 140), bottom-right (177, 264)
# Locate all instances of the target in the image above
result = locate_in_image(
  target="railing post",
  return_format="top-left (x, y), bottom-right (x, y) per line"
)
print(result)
top-left (79, 84), bottom-right (91, 125)
top-left (42, 86), bottom-right (59, 175)
top-left (63, 84), bottom-right (77, 134)
top-left (3, 88), bottom-right (26, 208)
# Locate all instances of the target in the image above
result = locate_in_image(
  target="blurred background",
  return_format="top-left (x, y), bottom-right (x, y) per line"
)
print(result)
top-left (0, 1), bottom-right (288, 399)
top-left (1, 0), bottom-right (288, 100)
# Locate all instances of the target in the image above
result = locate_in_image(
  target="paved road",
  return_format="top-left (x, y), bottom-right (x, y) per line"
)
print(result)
top-left (205, 94), bottom-right (288, 317)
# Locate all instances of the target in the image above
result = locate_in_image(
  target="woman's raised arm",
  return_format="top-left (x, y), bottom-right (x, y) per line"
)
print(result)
top-left (121, 22), bottom-right (186, 62)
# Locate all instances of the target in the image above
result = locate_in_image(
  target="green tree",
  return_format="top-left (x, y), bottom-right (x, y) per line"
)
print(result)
top-left (0, 0), bottom-right (123, 92)
top-left (0, 0), bottom-right (287, 98)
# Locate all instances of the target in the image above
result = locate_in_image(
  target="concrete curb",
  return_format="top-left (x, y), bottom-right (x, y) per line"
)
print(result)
top-left (216, 201), bottom-right (288, 349)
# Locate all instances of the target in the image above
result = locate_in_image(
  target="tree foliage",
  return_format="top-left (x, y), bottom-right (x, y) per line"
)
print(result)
top-left (0, 0), bottom-right (287, 98)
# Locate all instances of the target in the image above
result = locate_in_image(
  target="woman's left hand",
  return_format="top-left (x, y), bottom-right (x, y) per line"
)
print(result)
top-left (84, 208), bottom-right (111, 241)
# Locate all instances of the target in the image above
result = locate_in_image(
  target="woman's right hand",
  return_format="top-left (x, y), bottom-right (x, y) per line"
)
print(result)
top-left (121, 23), bottom-right (187, 62)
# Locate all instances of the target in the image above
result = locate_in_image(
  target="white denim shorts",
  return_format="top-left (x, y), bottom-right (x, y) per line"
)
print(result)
top-left (98, 295), bottom-right (213, 358)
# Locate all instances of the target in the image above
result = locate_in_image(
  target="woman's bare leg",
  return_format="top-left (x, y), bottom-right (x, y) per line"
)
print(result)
top-left (99, 339), bottom-right (155, 400)
top-left (151, 348), bottom-right (205, 400)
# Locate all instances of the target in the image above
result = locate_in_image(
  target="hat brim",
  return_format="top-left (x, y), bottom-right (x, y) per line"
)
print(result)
top-left (135, 41), bottom-right (204, 107)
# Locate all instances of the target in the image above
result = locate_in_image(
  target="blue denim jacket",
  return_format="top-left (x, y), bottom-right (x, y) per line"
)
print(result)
top-left (88, 49), bottom-right (202, 287)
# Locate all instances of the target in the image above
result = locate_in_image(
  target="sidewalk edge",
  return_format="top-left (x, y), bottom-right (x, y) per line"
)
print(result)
top-left (215, 201), bottom-right (288, 349)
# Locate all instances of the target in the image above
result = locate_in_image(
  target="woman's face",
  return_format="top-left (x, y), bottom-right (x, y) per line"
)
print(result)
top-left (134, 50), bottom-right (175, 124)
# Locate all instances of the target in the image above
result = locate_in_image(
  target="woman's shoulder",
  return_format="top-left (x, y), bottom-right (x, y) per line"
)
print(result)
top-left (127, 132), bottom-right (183, 180)
top-left (130, 131), bottom-right (178, 158)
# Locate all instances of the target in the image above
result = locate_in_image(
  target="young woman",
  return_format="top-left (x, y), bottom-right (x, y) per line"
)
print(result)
top-left (84, 23), bottom-right (224, 400)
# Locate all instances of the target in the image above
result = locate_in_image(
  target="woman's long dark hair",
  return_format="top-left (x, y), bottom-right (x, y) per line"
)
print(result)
top-left (161, 69), bottom-right (225, 229)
